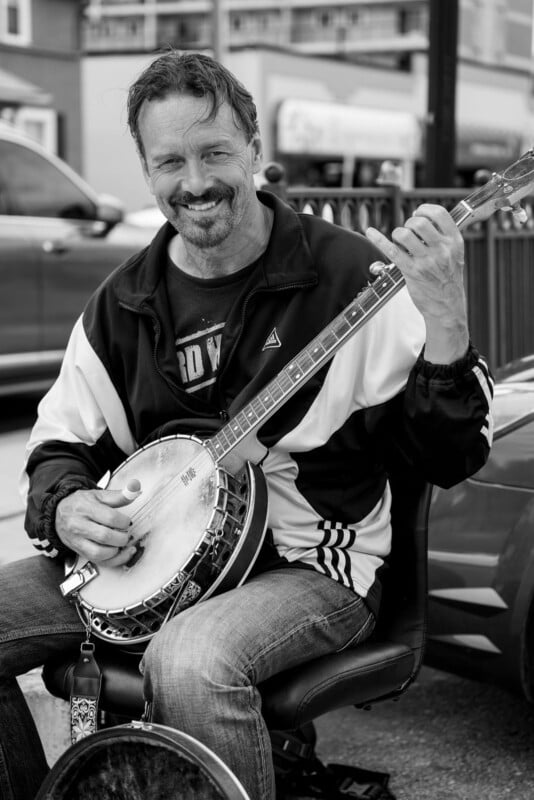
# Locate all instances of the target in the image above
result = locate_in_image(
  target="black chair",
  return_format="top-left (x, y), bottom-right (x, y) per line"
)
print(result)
top-left (43, 474), bottom-right (431, 739)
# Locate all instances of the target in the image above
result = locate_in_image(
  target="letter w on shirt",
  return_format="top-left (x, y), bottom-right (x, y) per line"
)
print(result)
top-left (175, 323), bottom-right (223, 394)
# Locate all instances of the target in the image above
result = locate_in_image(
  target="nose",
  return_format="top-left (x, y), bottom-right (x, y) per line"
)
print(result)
top-left (181, 158), bottom-right (211, 197)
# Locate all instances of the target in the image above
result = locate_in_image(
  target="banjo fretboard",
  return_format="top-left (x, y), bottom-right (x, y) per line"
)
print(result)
top-left (205, 263), bottom-right (405, 463)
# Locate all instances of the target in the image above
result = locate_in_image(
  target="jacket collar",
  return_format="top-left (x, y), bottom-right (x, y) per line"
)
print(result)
top-left (114, 190), bottom-right (318, 310)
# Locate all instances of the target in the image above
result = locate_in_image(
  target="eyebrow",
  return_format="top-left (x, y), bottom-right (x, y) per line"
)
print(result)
top-left (150, 137), bottom-right (240, 163)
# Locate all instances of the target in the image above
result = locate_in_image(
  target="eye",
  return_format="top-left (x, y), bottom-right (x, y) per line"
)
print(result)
top-left (159, 157), bottom-right (183, 168)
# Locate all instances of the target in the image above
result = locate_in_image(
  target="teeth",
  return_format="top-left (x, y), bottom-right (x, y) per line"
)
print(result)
top-left (186, 200), bottom-right (218, 211)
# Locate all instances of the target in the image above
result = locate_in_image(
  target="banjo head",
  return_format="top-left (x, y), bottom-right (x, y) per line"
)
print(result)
top-left (76, 436), bottom-right (218, 612)
top-left (65, 434), bottom-right (267, 644)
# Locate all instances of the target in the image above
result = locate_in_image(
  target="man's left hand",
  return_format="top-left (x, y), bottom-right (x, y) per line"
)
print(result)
top-left (366, 203), bottom-right (469, 365)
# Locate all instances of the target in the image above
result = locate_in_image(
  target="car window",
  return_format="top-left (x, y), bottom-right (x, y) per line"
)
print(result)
top-left (0, 139), bottom-right (97, 220)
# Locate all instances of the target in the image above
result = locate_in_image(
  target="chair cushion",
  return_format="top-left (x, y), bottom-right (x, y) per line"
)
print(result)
top-left (261, 641), bottom-right (414, 729)
top-left (43, 641), bottom-right (414, 730)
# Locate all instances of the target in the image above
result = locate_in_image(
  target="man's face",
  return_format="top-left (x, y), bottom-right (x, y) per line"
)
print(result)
top-left (138, 93), bottom-right (262, 249)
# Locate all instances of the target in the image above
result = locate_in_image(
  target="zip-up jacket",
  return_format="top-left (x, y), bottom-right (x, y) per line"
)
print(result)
top-left (21, 191), bottom-right (494, 615)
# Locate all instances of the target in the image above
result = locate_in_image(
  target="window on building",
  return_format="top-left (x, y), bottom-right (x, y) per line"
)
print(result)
top-left (157, 13), bottom-right (209, 49)
top-left (506, 0), bottom-right (532, 13)
top-left (0, 0), bottom-right (31, 44)
top-left (15, 107), bottom-right (58, 155)
top-left (505, 19), bottom-right (532, 60)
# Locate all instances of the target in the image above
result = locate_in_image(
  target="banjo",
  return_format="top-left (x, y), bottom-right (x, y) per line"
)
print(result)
top-left (60, 151), bottom-right (534, 647)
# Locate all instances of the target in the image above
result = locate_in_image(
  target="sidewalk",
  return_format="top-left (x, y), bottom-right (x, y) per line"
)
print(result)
top-left (0, 429), bottom-right (71, 764)
top-left (0, 428), bottom-right (34, 563)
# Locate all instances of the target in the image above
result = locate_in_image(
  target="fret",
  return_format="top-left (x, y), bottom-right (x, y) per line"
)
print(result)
top-left (278, 371), bottom-right (295, 393)
top-left (216, 427), bottom-right (233, 451)
top-left (450, 201), bottom-right (471, 228)
top-left (359, 291), bottom-right (381, 313)
top-left (286, 362), bottom-right (305, 383)
top-left (258, 389), bottom-right (275, 409)
top-left (206, 436), bottom-right (223, 459)
top-left (344, 303), bottom-right (363, 325)
top-left (369, 278), bottom-right (393, 298)
top-left (309, 339), bottom-right (327, 360)
top-left (242, 405), bottom-right (260, 426)
top-left (223, 425), bottom-right (238, 445)
top-left (366, 282), bottom-right (383, 302)
top-left (251, 396), bottom-right (267, 419)
top-left (331, 316), bottom-right (351, 338)
top-left (229, 416), bottom-right (245, 436)
top-left (234, 409), bottom-right (251, 434)
top-left (320, 330), bottom-right (338, 350)
top-left (295, 349), bottom-right (315, 374)
top-left (349, 302), bottom-right (367, 323)
top-left (268, 379), bottom-right (285, 402)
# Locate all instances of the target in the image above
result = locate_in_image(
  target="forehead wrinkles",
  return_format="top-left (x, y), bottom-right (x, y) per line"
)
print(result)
top-left (140, 94), bottom-right (246, 154)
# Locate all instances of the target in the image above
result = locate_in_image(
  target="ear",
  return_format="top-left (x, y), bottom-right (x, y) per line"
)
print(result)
top-left (250, 135), bottom-right (263, 175)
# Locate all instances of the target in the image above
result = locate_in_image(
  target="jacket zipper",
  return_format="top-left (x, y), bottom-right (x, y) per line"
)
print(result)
top-left (118, 299), bottom-right (174, 393)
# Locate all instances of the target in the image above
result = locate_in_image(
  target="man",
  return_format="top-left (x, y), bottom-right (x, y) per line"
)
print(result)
top-left (0, 51), bottom-right (492, 800)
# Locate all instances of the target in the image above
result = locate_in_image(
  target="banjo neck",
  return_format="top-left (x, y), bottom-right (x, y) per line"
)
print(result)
top-left (204, 264), bottom-right (405, 466)
top-left (204, 175), bottom-right (523, 467)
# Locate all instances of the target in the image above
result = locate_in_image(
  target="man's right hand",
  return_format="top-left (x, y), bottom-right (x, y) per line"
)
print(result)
top-left (56, 488), bottom-right (139, 567)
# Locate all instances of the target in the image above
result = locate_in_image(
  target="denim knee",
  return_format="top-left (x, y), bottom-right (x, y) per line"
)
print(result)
top-left (141, 612), bottom-right (249, 705)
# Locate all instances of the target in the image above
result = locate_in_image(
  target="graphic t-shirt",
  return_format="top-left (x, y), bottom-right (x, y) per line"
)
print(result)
top-left (165, 256), bottom-right (258, 404)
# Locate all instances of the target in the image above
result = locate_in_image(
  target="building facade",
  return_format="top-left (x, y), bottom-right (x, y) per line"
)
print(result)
top-left (80, 0), bottom-right (534, 210)
top-left (0, 0), bottom-right (86, 170)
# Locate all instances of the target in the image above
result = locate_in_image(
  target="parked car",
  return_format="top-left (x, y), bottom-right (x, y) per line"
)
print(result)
top-left (124, 204), bottom-right (166, 232)
top-left (0, 124), bottom-right (152, 396)
top-left (426, 358), bottom-right (534, 702)
top-left (495, 354), bottom-right (534, 384)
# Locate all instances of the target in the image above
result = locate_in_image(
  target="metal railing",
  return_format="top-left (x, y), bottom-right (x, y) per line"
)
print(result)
top-left (263, 175), bottom-right (534, 370)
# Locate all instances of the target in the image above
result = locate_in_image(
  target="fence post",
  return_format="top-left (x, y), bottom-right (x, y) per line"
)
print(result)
top-left (389, 183), bottom-right (403, 228)
top-left (485, 215), bottom-right (500, 368)
top-left (260, 162), bottom-right (288, 202)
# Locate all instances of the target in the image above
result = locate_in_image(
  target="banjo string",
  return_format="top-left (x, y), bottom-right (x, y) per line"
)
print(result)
top-left (125, 447), bottom-right (216, 528)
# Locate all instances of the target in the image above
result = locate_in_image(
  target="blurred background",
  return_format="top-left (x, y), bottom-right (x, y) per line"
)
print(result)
top-left (2, 0), bottom-right (534, 378)
top-left (1, 0), bottom-right (533, 205)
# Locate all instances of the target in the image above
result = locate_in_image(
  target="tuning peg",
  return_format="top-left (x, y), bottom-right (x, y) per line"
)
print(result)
top-left (369, 260), bottom-right (393, 276)
top-left (511, 203), bottom-right (528, 224)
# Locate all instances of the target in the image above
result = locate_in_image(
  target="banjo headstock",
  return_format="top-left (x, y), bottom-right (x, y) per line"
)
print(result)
top-left (463, 148), bottom-right (534, 225)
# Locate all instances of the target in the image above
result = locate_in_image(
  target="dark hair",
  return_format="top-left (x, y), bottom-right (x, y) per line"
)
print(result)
top-left (127, 51), bottom-right (259, 159)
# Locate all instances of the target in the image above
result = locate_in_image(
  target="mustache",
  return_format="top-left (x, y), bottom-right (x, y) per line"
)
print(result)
top-left (172, 187), bottom-right (234, 206)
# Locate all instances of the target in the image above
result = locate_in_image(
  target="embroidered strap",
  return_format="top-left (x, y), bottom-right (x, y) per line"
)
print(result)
top-left (70, 641), bottom-right (102, 744)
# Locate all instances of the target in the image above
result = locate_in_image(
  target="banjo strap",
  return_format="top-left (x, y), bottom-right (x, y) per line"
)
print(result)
top-left (70, 641), bottom-right (102, 744)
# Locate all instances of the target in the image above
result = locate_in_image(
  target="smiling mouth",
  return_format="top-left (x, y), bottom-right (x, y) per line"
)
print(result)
top-left (183, 199), bottom-right (222, 212)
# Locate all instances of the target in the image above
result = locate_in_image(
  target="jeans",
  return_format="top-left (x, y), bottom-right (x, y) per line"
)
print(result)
top-left (142, 566), bottom-right (375, 800)
top-left (0, 556), bottom-right (84, 800)
top-left (0, 557), bottom-right (374, 800)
